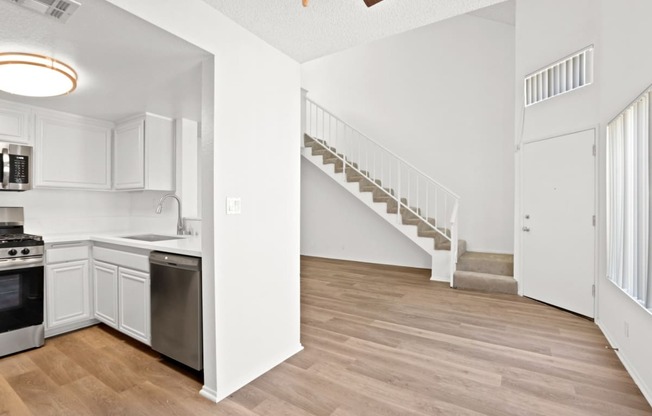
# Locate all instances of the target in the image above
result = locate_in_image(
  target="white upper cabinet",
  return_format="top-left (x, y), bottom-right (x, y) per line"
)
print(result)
top-left (0, 99), bottom-right (31, 144)
top-left (114, 118), bottom-right (145, 189)
top-left (114, 113), bottom-right (175, 191)
top-left (35, 110), bottom-right (113, 190)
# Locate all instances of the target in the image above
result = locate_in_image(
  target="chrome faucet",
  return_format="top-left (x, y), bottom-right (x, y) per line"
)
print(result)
top-left (155, 193), bottom-right (187, 235)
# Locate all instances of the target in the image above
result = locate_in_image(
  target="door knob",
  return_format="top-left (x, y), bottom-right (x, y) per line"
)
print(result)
top-left (522, 226), bottom-right (531, 232)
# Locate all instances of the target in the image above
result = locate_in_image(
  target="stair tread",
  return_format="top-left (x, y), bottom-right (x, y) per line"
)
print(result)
top-left (454, 270), bottom-right (515, 281)
top-left (458, 252), bottom-right (513, 262)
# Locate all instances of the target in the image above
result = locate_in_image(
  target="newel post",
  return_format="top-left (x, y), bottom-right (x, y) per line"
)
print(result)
top-left (300, 88), bottom-right (308, 148)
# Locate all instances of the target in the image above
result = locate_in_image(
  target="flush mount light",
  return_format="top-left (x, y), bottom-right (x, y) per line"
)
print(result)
top-left (0, 52), bottom-right (78, 97)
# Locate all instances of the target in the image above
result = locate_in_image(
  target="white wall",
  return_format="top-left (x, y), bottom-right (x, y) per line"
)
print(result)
top-left (514, 0), bottom-right (652, 404)
top-left (596, 0), bottom-right (652, 403)
top-left (301, 13), bottom-right (515, 266)
top-left (106, 0), bottom-right (302, 402)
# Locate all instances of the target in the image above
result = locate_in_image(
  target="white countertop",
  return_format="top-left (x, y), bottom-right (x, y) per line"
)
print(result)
top-left (42, 231), bottom-right (202, 257)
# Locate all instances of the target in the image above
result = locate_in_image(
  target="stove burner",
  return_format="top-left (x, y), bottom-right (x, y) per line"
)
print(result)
top-left (0, 233), bottom-right (43, 244)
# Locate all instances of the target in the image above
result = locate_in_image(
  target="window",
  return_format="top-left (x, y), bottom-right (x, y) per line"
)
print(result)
top-left (524, 46), bottom-right (594, 107)
top-left (606, 91), bottom-right (652, 309)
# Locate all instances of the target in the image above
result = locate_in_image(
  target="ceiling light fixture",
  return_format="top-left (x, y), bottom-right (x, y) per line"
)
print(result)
top-left (0, 52), bottom-right (78, 97)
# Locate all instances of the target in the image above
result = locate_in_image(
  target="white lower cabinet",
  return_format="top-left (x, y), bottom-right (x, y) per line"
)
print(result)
top-left (92, 260), bottom-right (119, 328)
top-left (92, 245), bottom-right (151, 345)
top-left (118, 268), bottom-right (150, 344)
top-left (46, 260), bottom-right (91, 329)
top-left (44, 241), bottom-right (96, 337)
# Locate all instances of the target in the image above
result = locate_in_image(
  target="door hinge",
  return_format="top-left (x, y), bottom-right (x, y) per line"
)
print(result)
top-left (592, 215), bottom-right (596, 226)
top-left (592, 284), bottom-right (596, 297)
top-left (592, 144), bottom-right (596, 156)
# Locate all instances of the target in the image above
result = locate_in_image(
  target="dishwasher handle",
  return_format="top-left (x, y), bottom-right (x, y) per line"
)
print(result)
top-left (149, 251), bottom-right (201, 271)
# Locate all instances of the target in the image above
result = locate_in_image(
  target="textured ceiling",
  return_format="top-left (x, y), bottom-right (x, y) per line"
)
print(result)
top-left (200, 0), bottom-right (508, 63)
top-left (0, 0), bottom-right (208, 121)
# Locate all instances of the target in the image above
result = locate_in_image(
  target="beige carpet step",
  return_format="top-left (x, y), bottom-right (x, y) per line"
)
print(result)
top-left (386, 198), bottom-right (408, 214)
top-left (453, 270), bottom-right (517, 295)
top-left (345, 167), bottom-right (369, 182)
top-left (359, 178), bottom-right (382, 192)
top-left (435, 239), bottom-right (466, 258)
top-left (372, 187), bottom-right (395, 202)
top-left (457, 252), bottom-right (514, 277)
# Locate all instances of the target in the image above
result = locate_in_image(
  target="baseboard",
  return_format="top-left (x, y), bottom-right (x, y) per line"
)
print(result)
top-left (301, 254), bottom-right (431, 274)
top-left (45, 319), bottom-right (99, 338)
top-left (199, 386), bottom-right (218, 402)
top-left (596, 320), bottom-right (652, 407)
top-left (213, 343), bottom-right (304, 402)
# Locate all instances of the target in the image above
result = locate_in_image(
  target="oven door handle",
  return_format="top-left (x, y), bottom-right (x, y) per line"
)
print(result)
top-left (2, 148), bottom-right (9, 189)
top-left (0, 257), bottom-right (44, 271)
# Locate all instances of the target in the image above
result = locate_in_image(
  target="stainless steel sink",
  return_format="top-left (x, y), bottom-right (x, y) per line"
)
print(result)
top-left (122, 234), bottom-right (185, 242)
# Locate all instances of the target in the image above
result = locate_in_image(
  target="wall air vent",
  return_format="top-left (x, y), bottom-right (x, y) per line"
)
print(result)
top-left (524, 46), bottom-right (594, 107)
top-left (4, 0), bottom-right (81, 23)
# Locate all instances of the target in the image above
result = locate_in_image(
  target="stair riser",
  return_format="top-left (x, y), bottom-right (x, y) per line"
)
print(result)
top-left (436, 239), bottom-right (467, 258)
top-left (453, 272), bottom-right (517, 295)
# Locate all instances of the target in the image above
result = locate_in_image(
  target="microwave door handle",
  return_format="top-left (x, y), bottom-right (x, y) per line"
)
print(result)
top-left (2, 148), bottom-right (9, 189)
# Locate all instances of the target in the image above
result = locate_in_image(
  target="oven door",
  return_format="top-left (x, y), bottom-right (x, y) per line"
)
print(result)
top-left (0, 258), bottom-right (43, 334)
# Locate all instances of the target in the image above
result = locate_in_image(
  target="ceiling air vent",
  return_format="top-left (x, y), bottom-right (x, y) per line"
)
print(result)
top-left (5, 0), bottom-right (81, 23)
top-left (524, 46), bottom-right (594, 107)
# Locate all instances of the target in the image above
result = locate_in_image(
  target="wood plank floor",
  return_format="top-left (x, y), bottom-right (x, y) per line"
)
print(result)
top-left (1, 256), bottom-right (651, 415)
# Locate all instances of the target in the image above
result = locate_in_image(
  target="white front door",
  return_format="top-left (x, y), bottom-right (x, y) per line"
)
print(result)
top-left (522, 129), bottom-right (595, 317)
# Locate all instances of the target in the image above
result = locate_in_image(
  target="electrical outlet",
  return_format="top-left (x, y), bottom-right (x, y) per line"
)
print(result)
top-left (226, 197), bottom-right (241, 215)
top-left (624, 321), bottom-right (629, 338)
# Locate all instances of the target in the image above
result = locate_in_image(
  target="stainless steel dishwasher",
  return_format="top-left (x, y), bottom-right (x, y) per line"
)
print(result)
top-left (149, 252), bottom-right (202, 371)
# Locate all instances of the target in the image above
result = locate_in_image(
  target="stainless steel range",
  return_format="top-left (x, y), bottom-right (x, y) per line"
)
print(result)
top-left (0, 207), bottom-right (44, 357)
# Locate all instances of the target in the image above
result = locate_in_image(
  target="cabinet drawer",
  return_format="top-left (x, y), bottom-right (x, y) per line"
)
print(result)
top-left (46, 244), bottom-right (89, 264)
top-left (92, 246), bottom-right (149, 273)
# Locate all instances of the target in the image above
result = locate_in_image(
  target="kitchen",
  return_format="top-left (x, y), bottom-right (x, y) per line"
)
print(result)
top-left (0, 0), bottom-right (304, 408)
top-left (0, 0), bottom-right (208, 398)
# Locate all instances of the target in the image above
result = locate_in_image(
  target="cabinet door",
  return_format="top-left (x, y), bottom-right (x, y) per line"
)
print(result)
top-left (92, 260), bottom-right (119, 328)
top-left (35, 112), bottom-right (112, 189)
top-left (144, 114), bottom-right (175, 191)
top-left (46, 260), bottom-right (91, 329)
top-left (114, 118), bottom-right (145, 190)
top-left (118, 268), bottom-right (150, 345)
top-left (0, 99), bottom-right (30, 144)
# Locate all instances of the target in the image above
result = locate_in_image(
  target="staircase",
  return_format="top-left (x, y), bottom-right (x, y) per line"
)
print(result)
top-left (301, 92), bottom-right (516, 293)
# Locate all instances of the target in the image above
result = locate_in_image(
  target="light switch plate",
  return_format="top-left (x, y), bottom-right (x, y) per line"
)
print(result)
top-left (226, 197), bottom-right (241, 215)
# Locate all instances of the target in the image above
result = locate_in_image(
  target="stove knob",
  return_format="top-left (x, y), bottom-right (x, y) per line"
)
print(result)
top-left (8, 249), bottom-right (17, 256)
top-left (21, 248), bottom-right (30, 255)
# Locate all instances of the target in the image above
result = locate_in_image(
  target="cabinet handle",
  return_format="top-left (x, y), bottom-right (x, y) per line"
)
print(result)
top-left (50, 242), bottom-right (86, 248)
top-left (2, 148), bottom-right (9, 190)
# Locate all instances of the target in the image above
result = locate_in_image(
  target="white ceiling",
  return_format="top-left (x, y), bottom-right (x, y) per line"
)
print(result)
top-left (0, 0), bottom-right (209, 122)
top-left (200, 0), bottom-right (509, 63)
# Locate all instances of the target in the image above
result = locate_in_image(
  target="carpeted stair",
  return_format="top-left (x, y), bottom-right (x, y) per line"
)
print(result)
top-left (304, 133), bottom-right (517, 294)
top-left (454, 252), bottom-right (516, 294)
top-left (304, 134), bottom-right (467, 257)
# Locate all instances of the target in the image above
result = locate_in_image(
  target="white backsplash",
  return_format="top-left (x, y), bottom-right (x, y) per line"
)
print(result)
top-left (0, 188), bottom-right (181, 236)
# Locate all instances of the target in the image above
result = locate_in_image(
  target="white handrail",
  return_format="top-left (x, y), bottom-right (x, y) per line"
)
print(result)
top-left (306, 98), bottom-right (461, 200)
top-left (302, 94), bottom-right (461, 281)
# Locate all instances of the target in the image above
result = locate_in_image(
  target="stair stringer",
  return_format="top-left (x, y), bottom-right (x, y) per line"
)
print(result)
top-left (302, 147), bottom-right (452, 282)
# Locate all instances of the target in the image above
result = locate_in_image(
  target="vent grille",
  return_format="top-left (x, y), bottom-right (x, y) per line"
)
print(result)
top-left (524, 46), bottom-right (594, 107)
top-left (3, 0), bottom-right (80, 22)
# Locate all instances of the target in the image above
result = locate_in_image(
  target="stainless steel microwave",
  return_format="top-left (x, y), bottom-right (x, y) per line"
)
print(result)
top-left (0, 142), bottom-right (32, 191)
